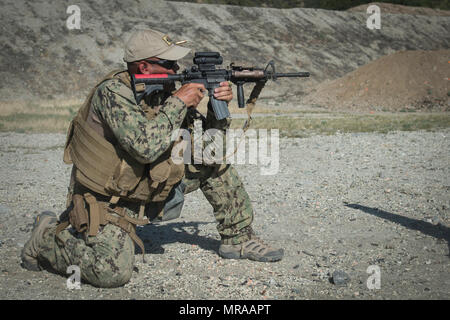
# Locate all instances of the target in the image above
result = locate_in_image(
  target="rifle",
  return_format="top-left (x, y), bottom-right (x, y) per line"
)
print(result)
top-left (130, 51), bottom-right (310, 120)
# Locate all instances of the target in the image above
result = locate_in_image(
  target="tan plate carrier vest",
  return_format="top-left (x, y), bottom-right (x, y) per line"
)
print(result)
top-left (57, 70), bottom-right (185, 257)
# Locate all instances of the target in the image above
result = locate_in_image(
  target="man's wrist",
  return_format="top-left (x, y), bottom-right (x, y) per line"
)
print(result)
top-left (168, 95), bottom-right (187, 109)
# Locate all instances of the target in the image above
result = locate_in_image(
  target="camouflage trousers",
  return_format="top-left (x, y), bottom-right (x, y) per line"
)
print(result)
top-left (183, 163), bottom-right (254, 245)
top-left (36, 163), bottom-right (254, 288)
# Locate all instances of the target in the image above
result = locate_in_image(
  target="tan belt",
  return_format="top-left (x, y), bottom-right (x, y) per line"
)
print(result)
top-left (56, 193), bottom-right (149, 261)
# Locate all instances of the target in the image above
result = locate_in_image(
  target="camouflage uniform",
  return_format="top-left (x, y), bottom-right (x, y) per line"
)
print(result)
top-left (36, 76), bottom-right (254, 287)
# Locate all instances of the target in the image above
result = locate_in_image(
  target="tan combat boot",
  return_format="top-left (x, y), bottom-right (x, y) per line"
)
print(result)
top-left (219, 236), bottom-right (284, 262)
top-left (21, 211), bottom-right (57, 271)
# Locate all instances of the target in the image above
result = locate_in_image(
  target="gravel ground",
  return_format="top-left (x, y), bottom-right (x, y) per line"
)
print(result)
top-left (0, 130), bottom-right (449, 300)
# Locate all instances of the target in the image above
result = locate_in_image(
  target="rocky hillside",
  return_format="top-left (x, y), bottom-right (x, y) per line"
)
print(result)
top-left (0, 0), bottom-right (449, 104)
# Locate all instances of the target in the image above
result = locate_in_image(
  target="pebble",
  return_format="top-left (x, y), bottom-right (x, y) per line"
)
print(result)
top-left (331, 270), bottom-right (350, 286)
top-left (291, 288), bottom-right (302, 294)
top-left (268, 278), bottom-right (277, 287)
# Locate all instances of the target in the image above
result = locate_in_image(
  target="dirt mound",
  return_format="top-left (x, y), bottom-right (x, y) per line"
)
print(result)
top-left (348, 2), bottom-right (450, 16)
top-left (304, 50), bottom-right (450, 111)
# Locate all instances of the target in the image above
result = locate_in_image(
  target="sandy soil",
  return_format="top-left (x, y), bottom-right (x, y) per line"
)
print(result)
top-left (0, 130), bottom-right (448, 300)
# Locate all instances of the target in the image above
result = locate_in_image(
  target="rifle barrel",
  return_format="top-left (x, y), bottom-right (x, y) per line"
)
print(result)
top-left (273, 72), bottom-right (310, 78)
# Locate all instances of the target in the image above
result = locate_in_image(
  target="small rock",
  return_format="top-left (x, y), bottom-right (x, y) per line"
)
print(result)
top-left (331, 270), bottom-right (350, 286)
top-left (0, 204), bottom-right (10, 214)
top-left (291, 288), bottom-right (301, 294)
top-left (96, 37), bottom-right (106, 46)
top-left (267, 278), bottom-right (277, 287)
top-left (241, 278), bottom-right (254, 286)
top-left (431, 216), bottom-right (441, 225)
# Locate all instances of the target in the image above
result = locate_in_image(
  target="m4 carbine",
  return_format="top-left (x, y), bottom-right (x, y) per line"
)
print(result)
top-left (130, 52), bottom-right (310, 120)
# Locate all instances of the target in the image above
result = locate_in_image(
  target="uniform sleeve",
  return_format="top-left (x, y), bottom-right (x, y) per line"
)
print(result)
top-left (91, 79), bottom-right (187, 164)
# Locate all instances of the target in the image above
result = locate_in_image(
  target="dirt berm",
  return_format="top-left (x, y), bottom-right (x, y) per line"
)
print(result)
top-left (304, 49), bottom-right (450, 111)
top-left (0, 0), bottom-right (449, 106)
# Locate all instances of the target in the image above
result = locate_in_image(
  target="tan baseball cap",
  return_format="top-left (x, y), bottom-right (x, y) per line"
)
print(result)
top-left (123, 29), bottom-right (191, 63)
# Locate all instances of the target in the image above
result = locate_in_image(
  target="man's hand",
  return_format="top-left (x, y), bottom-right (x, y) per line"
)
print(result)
top-left (173, 83), bottom-right (206, 108)
top-left (213, 81), bottom-right (233, 102)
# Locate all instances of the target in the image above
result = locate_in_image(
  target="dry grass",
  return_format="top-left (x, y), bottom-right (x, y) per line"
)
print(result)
top-left (1, 100), bottom-right (449, 136)
top-left (230, 112), bottom-right (450, 137)
top-left (0, 100), bottom-right (81, 133)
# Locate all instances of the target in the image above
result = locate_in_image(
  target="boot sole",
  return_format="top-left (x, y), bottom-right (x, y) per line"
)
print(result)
top-left (21, 258), bottom-right (42, 271)
top-left (219, 249), bottom-right (284, 262)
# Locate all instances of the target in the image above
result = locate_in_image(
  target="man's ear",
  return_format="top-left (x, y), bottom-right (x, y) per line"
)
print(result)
top-left (138, 61), bottom-right (150, 74)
